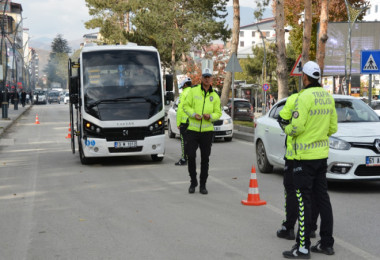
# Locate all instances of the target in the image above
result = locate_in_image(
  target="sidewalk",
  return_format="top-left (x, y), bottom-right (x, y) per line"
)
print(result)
top-left (0, 103), bottom-right (32, 137)
top-left (232, 112), bottom-right (262, 143)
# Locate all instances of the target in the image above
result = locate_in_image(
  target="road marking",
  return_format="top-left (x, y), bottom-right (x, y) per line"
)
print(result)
top-left (210, 175), bottom-right (378, 260)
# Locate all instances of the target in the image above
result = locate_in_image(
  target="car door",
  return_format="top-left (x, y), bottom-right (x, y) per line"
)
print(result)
top-left (264, 101), bottom-right (287, 166)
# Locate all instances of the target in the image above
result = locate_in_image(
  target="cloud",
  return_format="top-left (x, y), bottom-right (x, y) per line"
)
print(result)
top-left (15, 0), bottom-right (93, 40)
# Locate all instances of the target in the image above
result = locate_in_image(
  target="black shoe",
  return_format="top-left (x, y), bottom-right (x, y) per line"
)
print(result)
top-left (175, 159), bottom-right (187, 166)
top-left (199, 187), bottom-right (208, 195)
top-left (310, 230), bottom-right (316, 238)
top-left (283, 245), bottom-right (310, 259)
top-left (277, 226), bottom-right (295, 240)
top-left (188, 180), bottom-right (198, 194)
top-left (311, 240), bottom-right (334, 255)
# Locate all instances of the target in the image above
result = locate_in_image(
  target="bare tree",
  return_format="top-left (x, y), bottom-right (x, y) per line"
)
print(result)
top-left (275, 0), bottom-right (288, 100)
top-left (221, 0), bottom-right (239, 106)
top-left (301, 0), bottom-right (312, 64)
top-left (316, 0), bottom-right (329, 76)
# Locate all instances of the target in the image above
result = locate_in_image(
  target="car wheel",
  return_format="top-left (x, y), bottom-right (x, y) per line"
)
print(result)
top-left (256, 139), bottom-right (273, 173)
top-left (151, 154), bottom-right (164, 162)
top-left (168, 120), bottom-right (175, 138)
top-left (224, 137), bottom-right (232, 142)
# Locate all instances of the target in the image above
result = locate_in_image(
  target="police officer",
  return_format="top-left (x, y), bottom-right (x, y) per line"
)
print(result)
top-left (175, 77), bottom-right (192, 166)
top-left (282, 61), bottom-right (338, 259)
top-left (183, 68), bottom-right (222, 194)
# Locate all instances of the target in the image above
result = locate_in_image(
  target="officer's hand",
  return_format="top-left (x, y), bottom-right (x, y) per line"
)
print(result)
top-left (203, 114), bottom-right (210, 120)
top-left (177, 126), bottom-right (180, 129)
top-left (195, 114), bottom-right (202, 120)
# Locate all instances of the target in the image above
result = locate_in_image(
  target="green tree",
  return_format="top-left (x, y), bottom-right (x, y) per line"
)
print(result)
top-left (129, 0), bottom-right (230, 95)
top-left (85, 0), bottom-right (134, 44)
top-left (44, 34), bottom-right (71, 88)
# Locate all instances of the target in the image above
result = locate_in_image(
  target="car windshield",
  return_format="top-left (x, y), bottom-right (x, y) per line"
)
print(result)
top-left (49, 92), bottom-right (59, 97)
top-left (335, 99), bottom-right (379, 123)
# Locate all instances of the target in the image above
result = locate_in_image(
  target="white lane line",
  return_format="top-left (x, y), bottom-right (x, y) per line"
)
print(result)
top-left (210, 176), bottom-right (378, 260)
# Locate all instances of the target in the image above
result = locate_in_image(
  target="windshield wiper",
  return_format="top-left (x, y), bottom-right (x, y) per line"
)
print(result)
top-left (87, 96), bottom-right (159, 109)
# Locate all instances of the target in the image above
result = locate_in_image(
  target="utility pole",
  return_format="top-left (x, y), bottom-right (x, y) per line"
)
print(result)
top-left (1, 0), bottom-right (9, 119)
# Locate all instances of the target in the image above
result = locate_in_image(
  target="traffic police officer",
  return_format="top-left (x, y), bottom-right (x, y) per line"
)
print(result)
top-left (183, 68), bottom-right (222, 194)
top-left (277, 90), bottom-right (319, 241)
top-left (175, 77), bottom-right (192, 166)
top-left (282, 61), bottom-right (338, 259)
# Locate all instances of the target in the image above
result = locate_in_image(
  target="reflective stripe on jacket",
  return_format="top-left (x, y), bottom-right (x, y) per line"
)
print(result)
top-left (176, 87), bottom-right (191, 127)
top-left (279, 93), bottom-right (299, 160)
top-left (183, 84), bottom-right (222, 132)
top-left (284, 87), bottom-right (338, 160)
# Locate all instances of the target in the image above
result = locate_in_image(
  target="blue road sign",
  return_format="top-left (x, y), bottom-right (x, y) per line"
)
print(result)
top-left (361, 50), bottom-right (380, 74)
top-left (262, 83), bottom-right (270, 91)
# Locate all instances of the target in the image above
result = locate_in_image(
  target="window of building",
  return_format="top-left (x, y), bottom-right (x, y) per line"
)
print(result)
top-left (240, 41), bottom-right (244, 47)
top-left (252, 31), bottom-right (256, 37)
top-left (252, 41), bottom-right (255, 45)
top-left (367, 8), bottom-right (370, 14)
top-left (375, 5), bottom-right (378, 13)
top-left (240, 31), bottom-right (244, 37)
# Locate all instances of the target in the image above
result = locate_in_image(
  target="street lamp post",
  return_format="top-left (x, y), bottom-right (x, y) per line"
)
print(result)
top-left (1, 0), bottom-right (9, 119)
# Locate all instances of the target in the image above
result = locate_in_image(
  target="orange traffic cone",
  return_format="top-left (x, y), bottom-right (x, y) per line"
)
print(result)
top-left (65, 123), bottom-right (72, 139)
top-left (241, 166), bottom-right (266, 206)
top-left (35, 114), bottom-right (40, 124)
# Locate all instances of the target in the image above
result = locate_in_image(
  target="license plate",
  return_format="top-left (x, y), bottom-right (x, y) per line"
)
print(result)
top-left (114, 141), bottom-right (137, 148)
top-left (366, 156), bottom-right (380, 166)
top-left (214, 126), bottom-right (221, 131)
top-left (238, 109), bottom-right (247, 112)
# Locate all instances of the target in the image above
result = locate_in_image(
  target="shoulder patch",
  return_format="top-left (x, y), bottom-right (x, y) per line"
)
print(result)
top-left (292, 111), bottom-right (299, 119)
top-left (210, 96), bottom-right (214, 102)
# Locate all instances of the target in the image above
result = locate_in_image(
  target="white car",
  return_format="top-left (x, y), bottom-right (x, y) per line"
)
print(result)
top-left (254, 94), bottom-right (380, 181)
top-left (167, 97), bottom-right (233, 141)
top-left (64, 92), bottom-right (70, 104)
top-left (370, 100), bottom-right (380, 116)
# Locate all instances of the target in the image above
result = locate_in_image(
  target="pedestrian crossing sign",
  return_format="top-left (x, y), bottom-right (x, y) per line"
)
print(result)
top-left (361, 50), bottom-right (380, 74)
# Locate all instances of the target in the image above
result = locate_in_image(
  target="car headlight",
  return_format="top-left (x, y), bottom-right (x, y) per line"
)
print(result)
top-left (329, 136), bottom-right (351, 150)
top-left (224, 118), bottom-right (232, 125)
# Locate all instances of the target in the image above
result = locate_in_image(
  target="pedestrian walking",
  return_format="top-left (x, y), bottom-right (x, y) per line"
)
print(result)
top-left (21, 90), bottom-right (27, 107)
top-left (282, 61), bottom-right (338, 259)
top-left (174, 77), bottom-right (192, 166)
top-left (183, 68), bottom-right (222, 194)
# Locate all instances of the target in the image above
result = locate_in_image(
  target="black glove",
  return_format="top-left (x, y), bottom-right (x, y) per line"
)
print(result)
top-left (277, 116), bottom-right (290, 131)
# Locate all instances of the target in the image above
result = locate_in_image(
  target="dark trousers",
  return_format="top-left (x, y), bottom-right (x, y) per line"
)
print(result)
top-left (179, 123), bottom-right (188, 160)
top-left (187, 130), bottom-right (213, 187)
top-left (283, 160), bottom-right (320, 231)
top-left (293, 159), bottom-right (334, 249)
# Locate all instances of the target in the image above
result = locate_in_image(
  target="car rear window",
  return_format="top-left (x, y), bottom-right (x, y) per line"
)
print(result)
top-left (235, 102), bottom-right (251, 108)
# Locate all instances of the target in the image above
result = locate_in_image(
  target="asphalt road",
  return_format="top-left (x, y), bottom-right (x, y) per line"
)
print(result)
top-left (0, 104), bottom-right (380, 260)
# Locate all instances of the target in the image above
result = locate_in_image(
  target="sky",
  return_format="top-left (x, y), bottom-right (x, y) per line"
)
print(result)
top-left (15, 0), bottom-right (260, 42)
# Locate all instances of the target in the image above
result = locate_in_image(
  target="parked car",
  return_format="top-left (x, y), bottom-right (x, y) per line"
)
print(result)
top-left (167, 97), bottom-right (233, 141)
top-left (47, 91), bottom-right (61, 104)
top-left (369, 100), bottom-right (380, 116)
top-left (226, 98), bottom-right (254, 122)
top-left (64, 92), bottom-right (70, 104)
top-left (33, 90), bottom-right (47, 105)
top-left (254, 94), bottom-right (380, 181)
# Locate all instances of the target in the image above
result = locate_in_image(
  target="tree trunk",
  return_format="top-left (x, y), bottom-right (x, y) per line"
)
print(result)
top-left (316, 0), bottom-right (329, 77)
top-left (172, 39), bottom-right (179, 97)
top-left (302, 0), bottom-right (312, 65)
top-left (275, 0), bottom-right (288, 101)
top-left (221, 0), bottom-right (239, 106)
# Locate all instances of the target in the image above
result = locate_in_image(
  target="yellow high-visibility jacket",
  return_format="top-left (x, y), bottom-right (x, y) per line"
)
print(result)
top-left (176, 87), bottom-right (191, 127)
top-left (183, 84), bottom-right (222, 132)
top-left (284, 86), bottom-right (338, 160)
